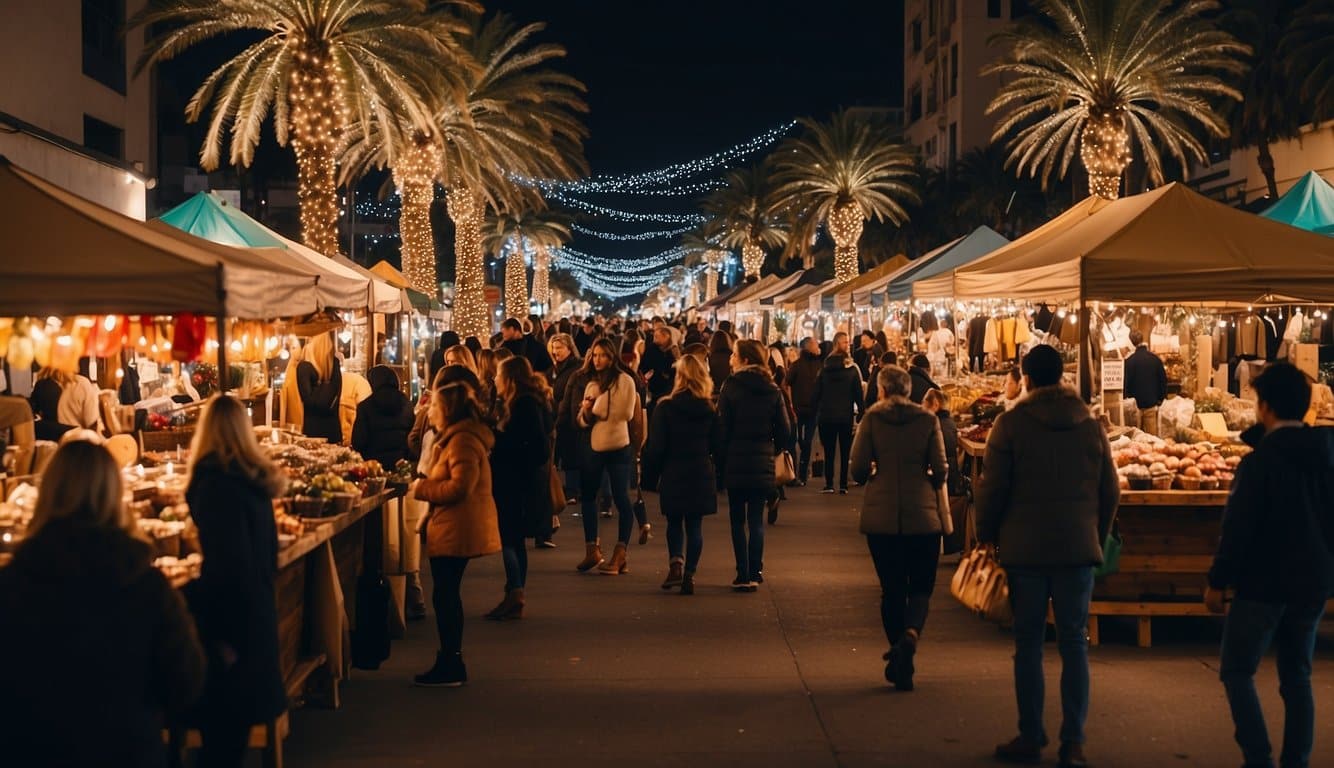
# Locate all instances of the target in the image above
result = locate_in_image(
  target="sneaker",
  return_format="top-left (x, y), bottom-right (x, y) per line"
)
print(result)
top-left (639, 523), bottom-right (653, 545)
top-left (1057, 742), bottom-right (1088, 768)
top-left (600, 509), bottom-right (614, 519)
top-left (892, 632), bottom-right (917, 691)
top-left (414, 652), bottom-right (467, 688)
top-left (680, 574), bottom-right (695, 595)
top-left (752, 572), bottom-right (764, 585)
top-left (565, 497), bottom-right (578, 506)
top-left (994, 736), bottom-right (1045, 764)
top-left (536, 539), bottom-right (558, 549)
top-left (838, 488), bottom-right (849, 495)
top-left (821, 486), bottom-right (835, 494)
top-left (731, 575), bottom-right (752, 592)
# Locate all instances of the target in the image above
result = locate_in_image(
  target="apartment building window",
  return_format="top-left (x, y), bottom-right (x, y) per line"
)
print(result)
top-left (926, 70), bottom-right (938, 115)
top-left (911, 18), bottom-right (922, 52)
top-left (928, 0), bottom-right (937, 36)
top-left (924, 137), bottom-right (937, 162)
top-left (950, 44), bottom-right (958, 98)
top-left (949, 123), bottom-right (958, 168)
top-left (1013, 0), bottom-right (1034, 19)
top-left (988, 0), bottom-right (1002, 18)
top-left (909, 83), bottom-right (922, 123)
top-left (84, 115), bottom-right (124, 160)
top-left (82, 0), bottom-right (126, 94)
top-left (948, 0), bottom-right (957, 25)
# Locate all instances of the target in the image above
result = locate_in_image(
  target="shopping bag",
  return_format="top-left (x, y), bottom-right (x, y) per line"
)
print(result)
top-left (934, 485), bottom-right (955, 537)
top-left (1093, 525), bottom-right (1122, 579)
top-left (774, 450), bottom-right (796, 486)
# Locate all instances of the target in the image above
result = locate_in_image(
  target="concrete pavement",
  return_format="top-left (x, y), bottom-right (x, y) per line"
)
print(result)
top-left (286, 485), bottom-right (1334, 767)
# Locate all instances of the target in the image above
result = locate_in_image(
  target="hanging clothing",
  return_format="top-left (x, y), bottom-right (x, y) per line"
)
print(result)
top-left (1262, 313), bottom-right (1282, 360)
top-left (1236, 316), bottom-right (1264, 358)
top-left (1033, 304), bottom-right (1054, 335)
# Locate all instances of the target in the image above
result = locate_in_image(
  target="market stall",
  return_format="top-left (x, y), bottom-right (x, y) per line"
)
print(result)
top-left (732, 270), bottom-right (807, 341)
top-left (929, 183), bottom-right (1334, 644)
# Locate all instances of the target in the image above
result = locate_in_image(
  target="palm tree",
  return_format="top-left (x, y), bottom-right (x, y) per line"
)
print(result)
top-left (483, 209), bottom-right (571, 317)
top-left (702, 165), bottom-right (788, 280)
top-left (1222, 1), bottom-right (1309, 201)
top-left (985, 0), bottom-right (1247, 200)
top-left (680, 222), bottom-right (728, 301)
top-left (1284, 1), bottom-right (1334, 132)
top-left (771, 110), bottom-right (918, 283)
top-left (131, 0), bottom-right (476, 257)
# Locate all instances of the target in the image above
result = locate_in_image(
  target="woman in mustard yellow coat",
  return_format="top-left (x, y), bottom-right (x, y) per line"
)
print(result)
top-left (412, 365), bottom-right (500, 688)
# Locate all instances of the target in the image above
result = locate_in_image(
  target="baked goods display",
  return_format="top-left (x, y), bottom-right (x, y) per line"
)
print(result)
top-left (1110, 432), bottom-right (1246, 492)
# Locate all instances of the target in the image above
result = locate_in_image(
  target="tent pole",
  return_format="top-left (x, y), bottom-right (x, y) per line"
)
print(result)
top-left (216, 265), bottom-right (228, 395)
top-left (1078, 258), bottom-right (1090, 401)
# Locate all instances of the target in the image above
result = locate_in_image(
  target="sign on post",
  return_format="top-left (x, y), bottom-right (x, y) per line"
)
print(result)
top-left (1101, 358), bottom-right (1125, 391)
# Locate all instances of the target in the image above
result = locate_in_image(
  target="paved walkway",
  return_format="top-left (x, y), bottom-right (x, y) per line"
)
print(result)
top-left (287, 485), bottom-right (1334, 767)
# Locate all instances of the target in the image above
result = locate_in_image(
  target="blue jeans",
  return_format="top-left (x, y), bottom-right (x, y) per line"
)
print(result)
top-left (1008, 566), bottom-right (1094, 746)
top-left (727, 490), bottom-right (766, 580)
top-left (665, 514), bottom-right (704, 574)
top-left (580, 447), bottom-right (634, 545)
top-left (1220, 598), bottom-right (1326, 768)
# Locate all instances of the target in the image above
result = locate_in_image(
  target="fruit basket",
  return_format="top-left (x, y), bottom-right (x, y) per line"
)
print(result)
top-left (327, 491), bottom-right (359, 516)
top-left (291, 495), bottom-right (329, 518)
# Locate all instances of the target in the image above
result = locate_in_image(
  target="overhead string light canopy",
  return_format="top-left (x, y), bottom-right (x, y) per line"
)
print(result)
top-left (571, 222), bottom-right (697, 241)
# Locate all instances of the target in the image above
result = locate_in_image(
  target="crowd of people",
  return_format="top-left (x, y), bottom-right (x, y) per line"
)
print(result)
top-left (0, 310), bottom-right (1330, 768)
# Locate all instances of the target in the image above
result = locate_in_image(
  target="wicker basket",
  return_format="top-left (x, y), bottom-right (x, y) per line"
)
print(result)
top-left (328, 492), bottom-right (359, 516)
top-left (361, 477), bottom-right (386, 496)
top-left (291, 495), bottom-right (329, 518)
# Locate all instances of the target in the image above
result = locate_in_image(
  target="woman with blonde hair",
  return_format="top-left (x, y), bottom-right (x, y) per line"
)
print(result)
top-left (186, 395), bottom-right (287, 765)
top-left (485, 357), bottom-right (554, 619)
top-left (31, 365), bottom-right (101, 440)
top-left (296, 331), bottom-right (343, 442)
top-left (414, 365), bottom-right (500, 687)
top-left (641, 354), bottom-right (720, 595)
top-left (0, 440), bottom-right (205, 767)
top-left (444, 344), bottom-right (478, 374)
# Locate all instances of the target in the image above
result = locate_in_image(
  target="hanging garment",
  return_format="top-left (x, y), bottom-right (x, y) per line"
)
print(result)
top-left (984, 317), bottom-right (1000, 356)
top-left (1262, 314), bottom-right (1281, 360)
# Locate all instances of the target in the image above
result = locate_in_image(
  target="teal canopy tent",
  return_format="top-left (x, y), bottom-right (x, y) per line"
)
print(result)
top-left (1260, 171), bottom-right (1334, 236)
top-left (882, 226), bottom-right (1011, 303)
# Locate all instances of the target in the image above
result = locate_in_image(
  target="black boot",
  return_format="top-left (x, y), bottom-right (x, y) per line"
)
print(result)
top-left (414, 651), bottom-right (467, 688)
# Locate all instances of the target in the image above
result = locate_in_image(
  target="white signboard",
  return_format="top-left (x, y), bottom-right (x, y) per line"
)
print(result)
top-left (1101, 358), bottom-right (1124, 391)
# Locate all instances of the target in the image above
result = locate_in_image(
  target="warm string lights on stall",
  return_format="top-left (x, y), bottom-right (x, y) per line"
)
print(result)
top-left (290, 45), bottom-right (349, 256)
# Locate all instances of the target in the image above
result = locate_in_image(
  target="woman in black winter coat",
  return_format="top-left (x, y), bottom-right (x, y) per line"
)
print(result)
top-left (718, 339), bottom-right (792, 592)
top-left (296, 332), bottom-right (343, 442)
top-left (812, 352), bottom-right (865, 493)
top-left (548, 333), bottom-right (583, 504)
top-left (352, 366), bottom-right (414, 469)
top-left (707, 330), bottom-right (733, 396)
top-left (641, 355), bottom-right (720, 595)
top-left (923, 388), bottom-right (963, 496)
top-left (486, 357), bottom-right (554, 620)
top-left (186, 396), bottom-right (289, 767)
top-left (0, 441), bottom-right (205, 768)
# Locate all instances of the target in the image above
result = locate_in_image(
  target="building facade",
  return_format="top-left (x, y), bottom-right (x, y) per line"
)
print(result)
top-left (1191, 124), bottom-right (1334, 206)
top-left (903, 0), bottom-right (1031, 169)
top-left (0, 0), bottom-right (152, 219)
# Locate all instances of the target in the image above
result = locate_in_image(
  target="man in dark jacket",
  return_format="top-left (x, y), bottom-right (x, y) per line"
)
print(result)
top-left (574, 318), bottom-right (596, 355)
top-left (976, 345), bottom-right (1119, 768)
top-left (639, 325), bottom-right (678, 417)
top-left (1207, 363), bottom-right (1334, 768)
top-left (784, 337), bottom-right (824, 484)
top-left (863, 351), bottom-right (899, 410)
top-left (352, 366), bottom-right (415, 468)
top-left (500, 318), bottom-right (554, 373)
top-left (1122, 330), bottom-right (1167, 434)
top-left (907, 353), bottom-right (939, 404)
top-left (852, 331), bottom-right (883, 381)
top-left (812, 351), bottom-right (865, 493)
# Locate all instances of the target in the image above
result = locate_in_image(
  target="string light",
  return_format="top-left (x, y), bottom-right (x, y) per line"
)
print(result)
top-left (1080, 109), bottom-right (1131, 201)
top-left (828, 201), bottom-right (865, 283)
top-left (546, 192), bottom-right (706, 224)
top-left (518, 121), bottom-right (797, 195)
top-left (290, 44), bottom-right (349, 256)
top-left (448, 189), bottom-right (489, 339)
top-left (571, 223), bottom-right (697, 241)
top-left (553, 245), bottom-right (690, 273)
top-left (741, 242), bottom-right (764, 279)
top-left (394, 135), bottom-right (442, 297)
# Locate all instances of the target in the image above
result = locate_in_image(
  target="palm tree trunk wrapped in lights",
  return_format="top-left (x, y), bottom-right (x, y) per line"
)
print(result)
top-left (394, 135), bottom-right (442, 294)
top-left (531, 246), bottom-right (551, 310)
top-left (504, 238), bottom-right (529, 319)
top-left (827, 200), bottom-right (865, 283)
top-left (448, 188), bottom-right (489, 340)
top-left (741, 242), bottom-right (764, 279)
top-left (290, 49), bottom-right (348, 256)
top-left (705, 250), bottom-right (726, 301)
top-left (1080, 109), bottom-right (1133, 200)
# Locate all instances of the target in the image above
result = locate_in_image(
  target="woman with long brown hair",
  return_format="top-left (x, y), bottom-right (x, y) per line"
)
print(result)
top-left (0, 441), bottom-right (205, 767)
top-left (485, 357), bottom-right (554, 620)
top-left (186, 395), bottom-right (289, 766)
top-left (413, 366), bottom-right (500, 687)
top-left (641, 355), bottom-right (719, 595)
top-left (548, 333), bottom-right (583, 513)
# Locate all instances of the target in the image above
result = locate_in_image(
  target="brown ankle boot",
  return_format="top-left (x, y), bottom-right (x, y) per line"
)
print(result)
top-left (483, 588), bottom-right (525, 620)
top-left (661, 559), bottom-right (684, 590)
top-left (576, 542), bottom-right (604, 572)
top-left (598, 543), bottom-right (629, 575)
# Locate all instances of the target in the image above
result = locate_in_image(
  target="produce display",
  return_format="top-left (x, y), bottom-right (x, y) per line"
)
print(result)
top-left (1111, 432), bottom-right (1246, 492)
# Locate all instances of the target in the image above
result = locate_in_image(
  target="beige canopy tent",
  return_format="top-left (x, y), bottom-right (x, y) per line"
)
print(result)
top-left (0, 156), bottom-right (318, 318)
top-left (732, 270), bottom-right (807, 313)
top-left (826, 255), bottom-right (908, 311)
top-left (724, 274), bottom-right (782, 312)
top-left (912, 183), bottom-right (1334, 305)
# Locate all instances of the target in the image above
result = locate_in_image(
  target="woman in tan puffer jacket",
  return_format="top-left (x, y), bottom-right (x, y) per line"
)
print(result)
top-left (412, 365), bottom-right (499, 688)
